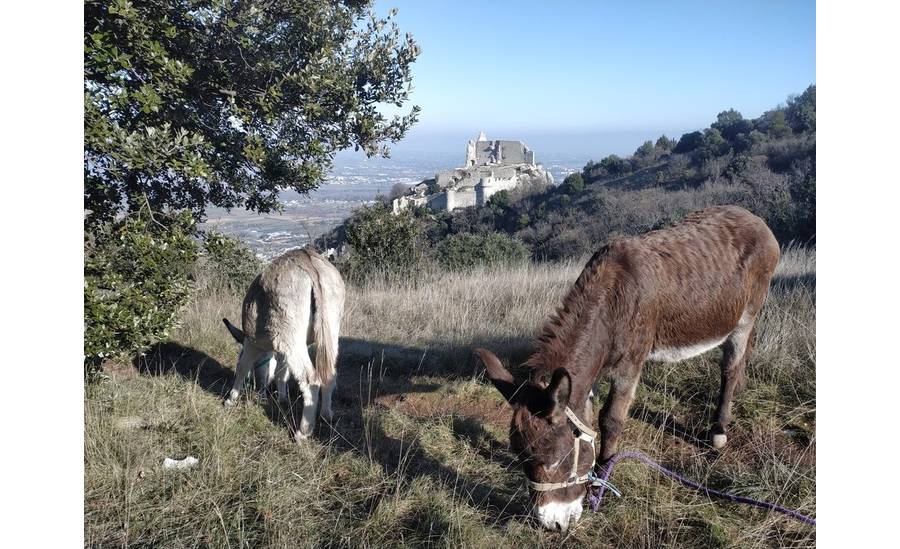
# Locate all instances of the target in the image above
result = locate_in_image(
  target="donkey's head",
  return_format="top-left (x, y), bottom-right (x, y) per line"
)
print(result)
top-left (222, 318), bottom-right (276, 397)
top-left (475, 348), bottom-right (594, 532)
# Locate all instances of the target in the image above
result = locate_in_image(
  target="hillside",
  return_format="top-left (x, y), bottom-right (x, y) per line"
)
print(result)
top-left (320, 86), bottom-right (815, 263)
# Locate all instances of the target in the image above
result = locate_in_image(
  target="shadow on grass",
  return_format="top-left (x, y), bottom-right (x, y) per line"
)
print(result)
top-left (319, 336), bottom-right (532, 526)
top-left (630, 406), bottom-right (713, 450)
top-left (134, 342), bottom-right (234, 397)
top-left (135, 335), bottom-right (533, 527)
top-left (771, 271), bottom-right (815, 292)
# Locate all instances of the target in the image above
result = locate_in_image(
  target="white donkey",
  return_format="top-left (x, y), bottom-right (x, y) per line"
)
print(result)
top-left (222, 247), bottom-right (345, 441)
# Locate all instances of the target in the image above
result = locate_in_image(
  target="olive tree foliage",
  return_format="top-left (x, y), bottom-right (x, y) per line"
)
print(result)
top-left (85, 0), bottom-right (421, 224)
top-left (84, 209), bottom-right (198, 368)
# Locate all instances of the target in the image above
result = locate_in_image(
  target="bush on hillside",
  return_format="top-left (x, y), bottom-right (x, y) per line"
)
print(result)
top-left (655, 135), bottom-right (676, 152)
top-left (342, 202), bottom-right (425, 280)
top-left (487, 190), bottom-right (510, 211)
top-left (201, 231), bottom-right (262, 290)
top-left (673, 131), bottom-right (704, 154)
top-left (562, 173), bottom-right (585, 194)
top-left (599, 154), bottom-right (628, 177)
top-left (786, 85), bottom-right (816, 133)
top-left (712, 109), bottom-right (753, 141)
top-left (761, 110), bottom-right (792, 139)
top-left (434, 232), bottom-right (530, 271)
top-left (635, 140), bottom-right (655, 159)
top-left (84, 209), bottom-right (197, 371)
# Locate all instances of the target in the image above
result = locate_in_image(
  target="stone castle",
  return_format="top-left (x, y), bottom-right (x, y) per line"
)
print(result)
top-left (392, 132), bottom-right (553, 214)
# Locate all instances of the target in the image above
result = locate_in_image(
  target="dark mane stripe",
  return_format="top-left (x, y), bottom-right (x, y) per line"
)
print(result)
top-left (525, 245), bottom-right (613, 375)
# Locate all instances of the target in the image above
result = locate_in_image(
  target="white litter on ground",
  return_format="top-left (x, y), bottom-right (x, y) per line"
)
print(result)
top-left (162, 456), bottom-right (199, 470)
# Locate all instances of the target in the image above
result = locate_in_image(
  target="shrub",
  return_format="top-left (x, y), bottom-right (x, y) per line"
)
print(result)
top-left (487, 190), bottom-right (509, 210)
top-left (201, 231), bottom-right (262, 290)
top-left (599, 154), bottom-right (628, 176)
top-left (712, 109), bottom-right (753, 141)
top-left (343, 202), bottom-right (425, 279)
top-left (765, 110), bottom-right (792, 139)
top-left (517, 213), bottom-right (531, 229)
top-left (692, 128), bottom-right (731, 165)
top-left (786, 85), bottom-right (816, 133)
top-left (84, 209), bottom-right (198, 371)
top-left (655, 135), bottom-right (676, 151)
top-left (434, 232), bottom-right (530, 271)
top-left (673, 131), bottom-right (704, 154)
top-left (562, 173), bottom-right (585, 194)
top-left (635, 140), bottom-right (655, 158)
top-left (790, 171), bottom-right (816, 242)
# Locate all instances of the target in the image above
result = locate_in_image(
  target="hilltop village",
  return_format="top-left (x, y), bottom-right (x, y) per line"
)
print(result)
top-left (392, 132), bottom-right (554, 213)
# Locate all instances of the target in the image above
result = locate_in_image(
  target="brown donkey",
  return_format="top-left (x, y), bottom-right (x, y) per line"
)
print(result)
top-left (475, 205), bottom-right (779, 531)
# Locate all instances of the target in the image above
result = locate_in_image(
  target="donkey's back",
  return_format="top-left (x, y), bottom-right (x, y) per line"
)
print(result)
top-left (611, 205), bottom-right (780, 353)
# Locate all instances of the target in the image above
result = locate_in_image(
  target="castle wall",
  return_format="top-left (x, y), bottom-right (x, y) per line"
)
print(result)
top-left (392, 194), bottom-right (429, 214)
top-left (474, 141), bottom-right (496, 165)
top-left (476, 174), bottom-right (520, 206)
top-left (471, 140), bottom-right (535, 166)
top-left (498, 141), bottom-right (530, 164)
top-left (450, 187), bottom-right (477, 209)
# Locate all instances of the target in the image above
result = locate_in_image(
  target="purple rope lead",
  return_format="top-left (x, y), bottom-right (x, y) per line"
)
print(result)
top-left (588, 450), bottom-right (816, 526)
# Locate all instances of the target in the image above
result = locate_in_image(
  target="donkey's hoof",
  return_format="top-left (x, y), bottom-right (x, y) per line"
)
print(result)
top-left (293, 430), bottom-right (310, 443)
top-left (223, 398), bottom-right (237, 408)
top-left (711, 433), bottom-right (728, 449)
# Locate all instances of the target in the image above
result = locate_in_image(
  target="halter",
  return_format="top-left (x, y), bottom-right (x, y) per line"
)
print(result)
top-left (241, 352), bottom-right (275, 383)
top-left (525, 408), bottom-right (596, 491)
top-left (525, 407), bottom-right (619, 496)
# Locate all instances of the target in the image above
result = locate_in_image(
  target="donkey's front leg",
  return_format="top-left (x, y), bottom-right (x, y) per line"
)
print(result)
top-left (598, 374), bottom-right (639, 462)
top-left (295, 383), bottom-right (320, 441)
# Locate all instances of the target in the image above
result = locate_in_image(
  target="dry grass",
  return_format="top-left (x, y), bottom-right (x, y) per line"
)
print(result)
top-left (85, 246), bottom-right (815, 548)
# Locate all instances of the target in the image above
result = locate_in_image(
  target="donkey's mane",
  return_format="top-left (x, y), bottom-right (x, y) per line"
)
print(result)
top-left (525, 245), bottom-right (614, 377)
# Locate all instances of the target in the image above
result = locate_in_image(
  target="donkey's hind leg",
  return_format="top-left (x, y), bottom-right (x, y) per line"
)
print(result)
top-left (276, 345), bottom-right (319, 441)
top-left (320, 376), bottom-right (336, 422)
top-left (295, 382), bottom-right (320, 441)
top-left (711, 318), bottom-right (755, 449)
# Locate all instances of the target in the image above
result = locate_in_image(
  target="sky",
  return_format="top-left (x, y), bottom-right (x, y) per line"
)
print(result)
top-left (371, 0), bottom-right (815, 157)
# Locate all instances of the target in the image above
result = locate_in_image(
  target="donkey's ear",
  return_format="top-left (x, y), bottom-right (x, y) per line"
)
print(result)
top-left (475, 348), bottom-right (518, 403)
top-left (546, 368), bottom-right (572, 417)
top-left (222, 318), bottom-right (245, 344)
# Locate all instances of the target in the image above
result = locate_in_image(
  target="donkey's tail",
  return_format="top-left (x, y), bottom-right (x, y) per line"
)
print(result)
top-left (301, 249), bottom-right (343, 386)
